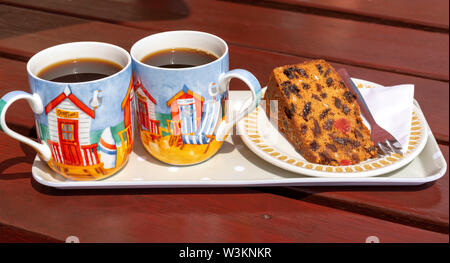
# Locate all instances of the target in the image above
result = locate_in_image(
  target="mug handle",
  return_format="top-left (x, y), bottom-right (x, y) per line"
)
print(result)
top-left (214, 69), bottom-right (262, 141)
top-left (0, 91), bottom-right (52, 161)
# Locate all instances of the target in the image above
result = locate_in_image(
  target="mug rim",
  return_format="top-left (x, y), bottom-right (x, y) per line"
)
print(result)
top-left (130, 30), bottom-right (229, 71)
top-left (27, 41), bottom-right (132, 85)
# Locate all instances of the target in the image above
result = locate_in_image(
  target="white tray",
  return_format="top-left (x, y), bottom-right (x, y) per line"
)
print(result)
top-left (32, 91), bottom-right (447, 189)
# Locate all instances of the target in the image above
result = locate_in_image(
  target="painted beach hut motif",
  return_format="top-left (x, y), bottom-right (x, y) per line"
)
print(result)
top-left (135, 80), bottom-right (160, 139)
top-left (181, 93), bottom-right (223, 145)
top-left (45, 86), bottom-right (99, 167)
top-left (98, 127), bottom-right (117, 169)
top-left (166, 85), bottom-right (204, 137)
top-left (119, 78), bottom-right (134, 152)
top-left (35, 79), bottom-right (134, 180)
top-left (136, 82), bottom-right (227, 165)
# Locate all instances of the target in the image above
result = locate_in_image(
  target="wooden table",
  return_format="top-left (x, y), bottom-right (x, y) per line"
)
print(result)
top-left (0, 0), bottom-right (448, 243)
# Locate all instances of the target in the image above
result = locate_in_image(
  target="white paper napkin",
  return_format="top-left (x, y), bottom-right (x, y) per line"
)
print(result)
top-left (359, 83), bottom-right (415, 153)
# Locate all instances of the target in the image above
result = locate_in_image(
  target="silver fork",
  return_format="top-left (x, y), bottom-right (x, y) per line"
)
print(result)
top-left (337, 68), bottom-right (403, 156)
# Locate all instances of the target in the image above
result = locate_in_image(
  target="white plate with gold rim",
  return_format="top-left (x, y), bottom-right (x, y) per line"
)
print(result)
top-left (237, 79), bottom-right (428, 178)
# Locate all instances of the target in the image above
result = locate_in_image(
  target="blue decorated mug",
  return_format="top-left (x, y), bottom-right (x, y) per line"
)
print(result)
top-left (131, 31), bottom-right (262, 165)
top-left (0, 42), bottom-right (133, 180)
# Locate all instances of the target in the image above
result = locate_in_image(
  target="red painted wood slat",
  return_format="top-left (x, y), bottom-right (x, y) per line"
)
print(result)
top-left (265, 145), bottom-right (449, 233)
top-left (240, 0), bottom-right (449, 30)
top-left (0, 1), bottom-right (448, 80)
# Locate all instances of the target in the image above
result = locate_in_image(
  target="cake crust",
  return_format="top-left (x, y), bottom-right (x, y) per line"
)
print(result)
top-left (264, 60), bottom-right (377, 166)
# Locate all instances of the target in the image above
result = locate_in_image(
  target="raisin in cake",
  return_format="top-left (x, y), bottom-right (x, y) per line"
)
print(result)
top-left (264, 59), bottom-right (377, 166)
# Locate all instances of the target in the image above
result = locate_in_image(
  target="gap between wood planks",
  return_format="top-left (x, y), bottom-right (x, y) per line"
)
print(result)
top-left (0, 51), bottom-right (28, 63)
top-left (436, 138), bottom-right (449, 146)
top-left (0, 2), bottom-right (448, 82)
top-left (221, 0), bottom-right (449, 34)
top-left (0, 222), bottom-right (61, 242)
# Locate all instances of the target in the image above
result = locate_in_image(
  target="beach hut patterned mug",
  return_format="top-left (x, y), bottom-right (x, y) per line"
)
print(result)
top-left (131, 31), bottom-right (262, 165)
top-left (0, 42), bottom-right (133, 181)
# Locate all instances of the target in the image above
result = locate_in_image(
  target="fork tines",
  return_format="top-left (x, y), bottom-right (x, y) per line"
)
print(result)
top-left (337, 68), bottom-right (404, 156)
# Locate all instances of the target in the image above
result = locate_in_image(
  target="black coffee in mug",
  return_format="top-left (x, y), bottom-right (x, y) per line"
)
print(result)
top-left (37, 58), bottom-right (123, 83)
top-left (141, 48), bottom-right (218, 68)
